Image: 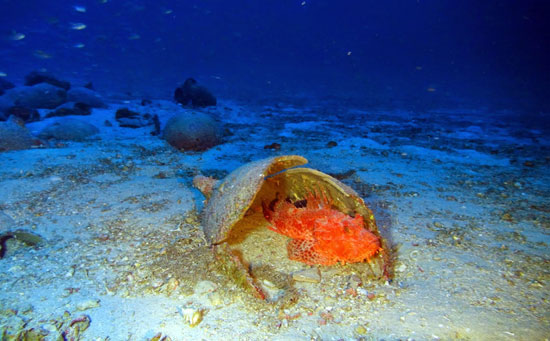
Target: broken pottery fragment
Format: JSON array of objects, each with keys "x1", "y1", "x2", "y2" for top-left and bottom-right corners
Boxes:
[{"x1": 200, "y1": 155, "x2": 391, "y2": 299}]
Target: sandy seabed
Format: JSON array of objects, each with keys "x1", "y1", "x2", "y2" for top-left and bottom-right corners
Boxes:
[{"x1": 0, "y1": 99, "x2": 549, "y2": 340}]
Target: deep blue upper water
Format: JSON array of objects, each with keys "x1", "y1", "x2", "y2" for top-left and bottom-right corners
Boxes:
[{"x1": 1, "y1": 0, "x2": 548, "y2": 116}]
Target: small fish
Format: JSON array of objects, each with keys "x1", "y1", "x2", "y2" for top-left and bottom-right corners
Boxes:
[
  {"x1": 74, "y1": 5, "x2": 86, "y2": 12},
  {"x1": 0, "y1": 72, "x2": 7, "y2": 77},
  {"x1": 164, "y1": 9, "x2": 173, "y2": 14},
  {"x1": 33, "y1": 50, "x2": 53, "y2": 59},
  {"x1": 128, "y1": 34, "x2": 141, "y2": 40},
  {"x1": 8, "y1": 31, "x2": 25, "y2": 41},
  {"x1": 73, "y1": 42, "x2": 85, "y2": 48},
  {"x1": 70, "y1": 22, "x2": 87, "y2": 30}
]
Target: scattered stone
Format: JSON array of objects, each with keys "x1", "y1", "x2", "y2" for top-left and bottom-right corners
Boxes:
[
  {"x1": 0, "y1": 95, "x2": 14, "y2": 120},
  {"x1": 0, "y1": 115, "x2": 35, "y2": 151},
  {"x1": 327, "y1": 141, "x2": 337, "y2": 147},
  {"x1": 4, "y1": 83, "x2": 67, "y2": 109},
  {"x1": 264, "y1": 142, "x2": 281, "y2": 150},
  {"x1": 194, "y1": 280, "x2": 217, "y2": 295},
  {"x1": 174, "y1": 78, "x2": 216, "y2": 107},
  {"x1": 180, "y1": 307, "x2": 205, "y2": 327},
  {"x1": 163, "y1": 111, "x2": 221, "y2": 151},
  {"x1": 0, "y1": 78, "x2": 15, "y2": 95},
  {"x1": 76, "y1": 299, "x2": 100, "y2": 311},
  {"x1": 0, "y1": 228, "x2": 44, "y2": 259},
  {"x1": 151, "y1": 114, "x2": 160, "y2": 135},
  {"x1": 292, "y1": 268, "x2": 321, "y2": 283},
  {"x1": 66, "y1": 87, "x2": 106, "y2": 108},
  {"x1": 141, "y1": 98, "x2": 152, "y2": 106},
  {"x1": 46, "y1": 102, "x2": 92, "y2": 118},
  {"x1": 115, "y1": 107, "x2": 156, "y2": 128},
  {"x1": 39, "y1": 118, "x2": 99, "y2": 141},
  {"x1": 24, "y1": 70, "x2": 71, "y2": 90},
  {"x1": 4, "y1": 106, "x2": 40, "y2": 122}
]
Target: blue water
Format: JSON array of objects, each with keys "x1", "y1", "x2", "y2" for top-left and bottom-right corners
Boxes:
[{"x1": 1, "y1": 0, "x2": 548, "y2": 116}]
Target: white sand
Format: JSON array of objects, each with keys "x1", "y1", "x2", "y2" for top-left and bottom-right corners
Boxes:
[{"x1": 0, "y1": 99, "x2": 548, "y2": 340}]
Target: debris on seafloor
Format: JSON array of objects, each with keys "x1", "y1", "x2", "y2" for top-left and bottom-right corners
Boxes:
[
  {"x1": 195, "y1": 155, "x2": 391, "y2": 302},
  {"x1": 0, "y1": 211, "x2": 44, "y2": 259}
]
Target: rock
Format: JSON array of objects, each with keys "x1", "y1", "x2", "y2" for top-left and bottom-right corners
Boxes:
[
  {"x1": 46, "y1": 102, "x2": 91, "y2": 118},
  {"x1": 66, "y1": 87, "x2": 106, "y2": 108},
  {"x1": 76, "y1": 299, "x2": 100, "y2": 311},
  {"x1": 174, "y1": 78, "x2": 216, "y2": 107},
  {"x1": 0, "y1": 78, "x2": 15, "y2": 96},
  {"x1": 24, "y1": 70, "x2": 71, "y2": 90},
  {"x1": 4, "y1": 106, "x2": 40, "y2": 122},
  {"x1": 4, "y1": 83, "x2": 67, "y2": 109},
  {"x1": 163, "y1": 111, "x2": 221, "y2": 151},
  {"x1": 115, "y1": 108, "x2": 154, "y2": 128},
  {"x1": 38, "y1": 118, "x2": 99, "y2": 141},
  {"x1": 0, "y1": 116, "x2": 35, "y2": 151}
]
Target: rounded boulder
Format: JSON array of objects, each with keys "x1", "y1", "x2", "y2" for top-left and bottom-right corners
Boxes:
[{"x1": 163, "y1": 111, "x2": 221, "y2": 151}]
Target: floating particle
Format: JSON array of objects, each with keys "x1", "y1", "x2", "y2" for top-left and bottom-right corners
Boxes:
[
  {"x1": 301, "y1": 1, "x2": 306, "y2": 5},
  {"x1": 0, "y1": 72, "x2": 7, "y2": 77},
  {"x1": 74, "y1": 42, "x2": 85, "y2": 48},
  {"x1": 128, "y1": 34, "x2": 141, "y2": 40},
  {"x1": 427, "y1": 87, "x2": 436, "y2": 92},
  {"x1": 347, "y1": 51, "x2": 352, "y2": 56},
  {"x1": 165, "y1": 9, "x2": 173, "y2": 14},
  {"x1": 74, "y1": 5, "x2": 86, "y2": 12},
  {"x1": 416, "y1": 66, "x2": 423, "y2": 70},
  {"x1": 8, "y1": 31, "x2": 25, "y2": 41},
  {"x1": 71, "y1": 22, "x2": 87, "y2": 30}
]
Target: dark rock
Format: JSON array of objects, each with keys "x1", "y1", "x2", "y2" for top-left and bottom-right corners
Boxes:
[
  {"x1": 141, "y1": 98, "x2": 152, "y2": 106},
  {"x1": 4, "y1": 83, "x2": 67, "y2": 109},
  {"x1": 5, "y1": 106, "x2": 40, "y2": 122},
  {"x1": 84, "y1": 82, "x2": 94, "y2": 90},
  {"x1": 24, "y1": 70, "x2": 71, "y2": 90},
  {"x1": 264, "y1": 142, "x2": 281, "y2": 150},
  {"x1": 104, "y1": 120, "x2": 113, "y2": 127},
  {"x1": 174, "y1": 78, "x2": 216, "y2": 107},
  {"x1": 38, "y1": 118, "x2": 99, "y2": 141},
  {"x1": 327, "y1": 141, "x2": 338, "y2": 148},
  {"x1": 46, "y1": 102, "x2": 92, "y2": 118},
  {"x1": 66, "y1": 87, "x2": 106, "y2": 108},
  {"x1": 0, "y1": 116, "x2": 35, "y2": 151},
  {"x1": 151, "y1": 114, "x2": 160, "y2": 136},
  {"x1": 115, "y1": 108, "x2": 154, "y2": 128},
  {"x1": 0, "y1": 78, "x2": 15, "y2": 96},
  {"x1": 164, "y1": 111, "x2": 221, "y2": 151}
]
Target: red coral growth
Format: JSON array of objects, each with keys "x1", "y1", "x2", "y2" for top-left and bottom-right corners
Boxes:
[{"x1": 263, "y1": 191, "x2": 381, "y2": 265}]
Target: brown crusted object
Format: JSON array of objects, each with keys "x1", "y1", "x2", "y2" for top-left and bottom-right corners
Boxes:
[{"x1": 201, "y1": 155, "x2": 391, "y2": 299}]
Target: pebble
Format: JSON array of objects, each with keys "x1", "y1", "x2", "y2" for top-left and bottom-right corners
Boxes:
[
  {"x1": 76, "y1": 299, "x2": 100, "y2": 311},
  {"x1": 355, "y1": 325, "x2": 367, "y2": 335},
  {"x1": 195, "y1": 280, "x2": 217, "y2": 295},
  {"x1": 292, "y1": 268, "x2": 321, "y2": 283}
]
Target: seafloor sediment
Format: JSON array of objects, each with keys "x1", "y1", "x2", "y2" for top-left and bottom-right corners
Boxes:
[{"x1": 0, "y1": 100, "x2": 548, "y2": 340}]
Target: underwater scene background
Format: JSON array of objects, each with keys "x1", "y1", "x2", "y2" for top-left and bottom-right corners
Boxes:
[
  {"x1": 2, "y1": 0, "x2": 549, "y2": 115},
  {"x1": 0, "y1": 0, "x2": 549, "y2": 340}
]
